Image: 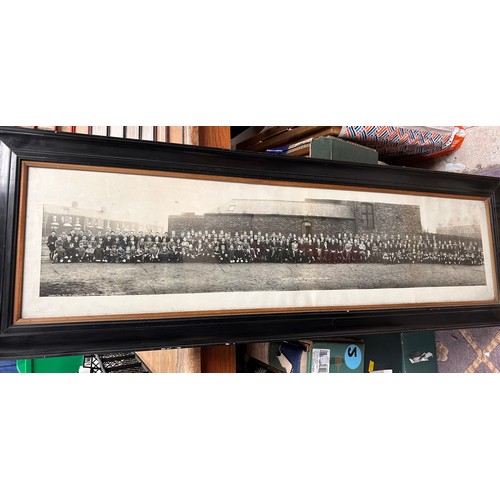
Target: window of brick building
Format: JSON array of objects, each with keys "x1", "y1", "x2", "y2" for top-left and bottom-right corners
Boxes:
[{"x1": 360, "y1": 203, "x2": 374, "y2": 229}]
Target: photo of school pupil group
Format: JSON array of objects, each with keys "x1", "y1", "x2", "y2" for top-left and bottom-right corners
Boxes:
[{"x1": 46, "y1": 227, "x2": 485, "y2": 266}]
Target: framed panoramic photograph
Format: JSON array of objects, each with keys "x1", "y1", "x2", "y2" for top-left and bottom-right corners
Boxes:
[{"x1": 1, "y1": 127, "x2": 500, "y2": 358}]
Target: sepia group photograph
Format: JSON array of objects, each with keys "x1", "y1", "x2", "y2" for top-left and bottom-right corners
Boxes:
[{"x1": 19, "y1": 161, "x2": 497, "y2": 321}]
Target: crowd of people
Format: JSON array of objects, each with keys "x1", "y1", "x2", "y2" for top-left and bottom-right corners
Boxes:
[{"x1": 45, "y1": 226, "x2": 485, "y2": 266}]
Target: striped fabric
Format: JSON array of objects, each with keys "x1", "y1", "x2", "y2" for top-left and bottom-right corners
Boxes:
[{"x1": 339, "y1": 126, "x2": 465, "y2": 159}]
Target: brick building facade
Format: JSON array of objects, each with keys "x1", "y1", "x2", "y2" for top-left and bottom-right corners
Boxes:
[
  {"x1": 168, "y1": 198, "x2": 423, "y2": 237},
  {"x1": 43, "y1": 202, "x2": 164, "y2": 236},
  {"x1": 435, "y1": 224, "x2": 481, "y2": 239},
  {"x1": 351, "y1": 201, "x2": 423, "y2": 236}
]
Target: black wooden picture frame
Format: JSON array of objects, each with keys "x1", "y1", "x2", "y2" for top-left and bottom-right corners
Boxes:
[{"x1": 1, "y1": 127, "x2": 500, "y2": 359}]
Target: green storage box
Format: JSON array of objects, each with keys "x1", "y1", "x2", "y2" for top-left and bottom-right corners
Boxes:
[
  {"x1": 307, "y1": 341, "x2": 365, "y2": 373},
  {"x1": 360, "y1": 331, "x2": 437, "y2": 373},
  {"x1": 17, "y1": 355, "x2": 84, "y2": 373},
  {"x1": 311, "y1": 136, "x2": 379, "y2": 164}
]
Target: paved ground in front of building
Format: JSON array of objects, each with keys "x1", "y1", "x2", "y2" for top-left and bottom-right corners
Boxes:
[{"x1": 39, "y1": 261, "x2": 486, "y2": 296}]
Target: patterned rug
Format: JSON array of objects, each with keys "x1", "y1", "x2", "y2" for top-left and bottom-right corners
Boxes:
[{"x1": 436, "y1": 328, "x2": 500, "y2": 373}]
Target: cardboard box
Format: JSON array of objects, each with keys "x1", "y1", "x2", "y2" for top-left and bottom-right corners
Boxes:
[
  {"x1": 245, "y1": 341, "x2": 309, "y2": 373},
  {"x1": 360, "y1": 331, "x2": 437, "y2": 373},
  {"x1": 245, "y1": 339, "x2": 366, "y2": 373},
  {"x1": 306, "y1": 341, "x2": 365, "y2": 373}
]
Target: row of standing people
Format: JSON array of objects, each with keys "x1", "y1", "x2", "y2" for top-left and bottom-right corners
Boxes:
[{"x1": 46, "y1": 228, "x2": 484, "y2": 265}]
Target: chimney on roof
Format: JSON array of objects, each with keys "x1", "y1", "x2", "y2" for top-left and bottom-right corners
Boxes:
[{"x1": 71, "y1": 201, "x2": 78, "y2": 209}]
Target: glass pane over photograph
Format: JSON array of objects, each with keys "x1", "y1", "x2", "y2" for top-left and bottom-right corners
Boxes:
[{"x1": 18, "y1": 162, "x2": 497, "y2": 321}]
